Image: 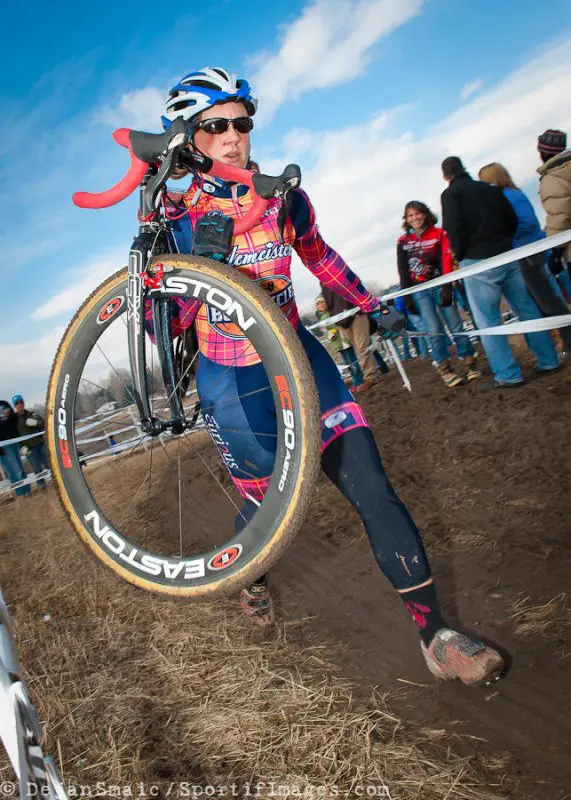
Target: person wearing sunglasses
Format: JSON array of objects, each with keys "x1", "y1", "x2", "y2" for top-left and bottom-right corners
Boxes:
[{"x1": 157, "y1": 67, "x2": 503, "y2": 686}]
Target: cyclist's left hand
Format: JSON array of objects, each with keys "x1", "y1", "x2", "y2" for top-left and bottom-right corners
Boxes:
[{"x1": 369, "y1": 304, "x2": 406, "y2": 338}]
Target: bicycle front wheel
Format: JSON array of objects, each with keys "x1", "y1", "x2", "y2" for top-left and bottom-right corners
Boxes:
[{"x1": 46, "y1": 255, "x2": 321, "y2": 598}]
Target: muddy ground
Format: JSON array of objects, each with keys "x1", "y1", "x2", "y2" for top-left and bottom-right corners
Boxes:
[{"x1": 1, "y1": 349, "x2": 570, "y2": 799}]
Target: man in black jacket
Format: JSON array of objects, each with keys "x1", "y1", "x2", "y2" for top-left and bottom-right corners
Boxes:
[{"x1": 441, "y1": 156, "x2": 559, "y2": 389}]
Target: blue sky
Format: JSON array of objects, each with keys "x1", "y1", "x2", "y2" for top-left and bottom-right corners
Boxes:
[{"x1": 2, "y1": 0, "x2": 571, "y2": 402}]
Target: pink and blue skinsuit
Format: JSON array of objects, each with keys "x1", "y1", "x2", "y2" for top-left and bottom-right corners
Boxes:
[{"x1": 154, "y1": 175, "x2": 444, "y2": 640}]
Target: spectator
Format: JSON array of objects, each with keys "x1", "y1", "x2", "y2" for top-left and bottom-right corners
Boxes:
[
  {"x1": 0, "y1": 400, "x2": 31, "y2": 497},
  {"x1": 13, "y1": 395, "x2": 49, "y2": 489},
  {"x1": 397, "y1": 200, "x2": 480, "y2": 387},
  {"x1": 537, "y1": 130, "x2": 571, "y2": 282},
  {"x1": 320, "y1": 283, "x2": 384, "y2": 390},
  {"x1": 479, "y1": 162, "x2": 571, "y2": 352},
  {"x1": 314, "y1": 294, "x2": 365, "y2": 390},
  {"x1": 441, "y1": 156, "x2": 560, "y2": 390}
]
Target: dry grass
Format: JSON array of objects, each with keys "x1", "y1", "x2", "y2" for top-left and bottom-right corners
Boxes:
[
  {"x1": 0, "y1": 494, "x2": 512, "y2": 799},
  {"x1": 509, "y1": 593, "x2": 570, "y2": 638}
]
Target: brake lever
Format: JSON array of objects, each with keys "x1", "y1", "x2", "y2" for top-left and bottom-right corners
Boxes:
[
  {"x1": 144, "y1": 148, "x2": 180, "y2": 211},
  {"x1": 142, "y1": 123, "x2": 192, "y2": 212}
]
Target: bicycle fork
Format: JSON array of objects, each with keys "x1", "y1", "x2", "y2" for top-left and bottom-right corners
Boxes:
[{"x1": 127, "y1": 229, "x2": 185, "y2": 436}]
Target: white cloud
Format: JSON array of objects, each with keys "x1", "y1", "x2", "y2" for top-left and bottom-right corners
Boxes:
[
  {"x1": 7, "y1": 32, "x2": 571, "y2": 398},
  {"x1": 460, "y1": 79, "x2": 483, "y2": 102},
  {"x1": 32, "y1": 248, "x2": 127, "y2": 321},
  {"x1": 251, "y1": 0, "x2": 425, "y2": 124},
  {"x1": 288, "y1": 36, "x2": 571, "y2": 307},
  {"x1": 97, "y1": 87, "x2": 166, "y2": 132},
  {"x1": 0, "y1": 326, "x2": 66, "y2": 405}
]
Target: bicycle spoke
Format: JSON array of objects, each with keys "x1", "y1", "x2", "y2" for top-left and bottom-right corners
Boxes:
[
  {"x1": 156, "y1": 435, "x2": 219, "y2": 544},
  {"x1": 95, "y1": 343, "x2": 138, "y2": 406},
  {"x1": 84, "y1": 433, "x2": 148, "y2": 493},
  {"x1": 180, "y1": 430, "x2": 245, "y2": 522},
  {"x1": 116, "y1": 463, "x2": 154, "y2": 529},
  {"x1": 200, "y1": 385, "x2": 272, "y2": 415},
  {"x1": 216, "y1": 427, "x2": 277, "y2": 439},
  {"x1": 159, "y1": 345, "x2": 201, "y2": 413},
  {"x1": 146, "y1": 436, "x2": 155, "y2": 543},
  {"x1": 178, "y1": 439, "x2": 183, "y2": 557}
]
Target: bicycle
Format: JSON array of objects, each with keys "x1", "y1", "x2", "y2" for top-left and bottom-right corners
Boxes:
[
  {"x1": 0, "y1": 588, "x2": 69, "y2": 799},
  {"x1": 46, "y1": 118, "x2": 322, "y2": 599}
]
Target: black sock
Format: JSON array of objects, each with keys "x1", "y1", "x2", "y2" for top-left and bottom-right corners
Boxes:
[{"x1": 399, "y1": 581, "x2": 447, "y2": 645}]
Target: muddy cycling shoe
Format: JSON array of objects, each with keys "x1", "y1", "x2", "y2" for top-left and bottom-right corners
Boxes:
[
  {"x1": 240, "y1": 579, "x2": 275, "y2": 627},
  {"x1": 421, "y1": 628, "x2": 504, "y2": 686}
]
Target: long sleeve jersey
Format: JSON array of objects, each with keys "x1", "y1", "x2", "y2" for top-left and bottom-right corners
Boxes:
[
  {"x1": 397, "y1": 225, "x2": 455, "y2": 289},
  {"x1": 151, "y1": 179, "x2": 378, "y2": 366}
]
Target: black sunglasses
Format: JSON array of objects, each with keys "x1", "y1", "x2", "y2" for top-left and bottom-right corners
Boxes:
[{"x1": 195, "y1": 116, "x2": 254, "y2": 135}]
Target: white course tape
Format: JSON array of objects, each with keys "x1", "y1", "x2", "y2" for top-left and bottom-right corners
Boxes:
[
  {"x1": 76, "y1": 423, "x2": 139, "y2": 445},
  {"x1": 419, "y1": 313, "x2": 571, "y2": 338},
  {"x1": 308, "y1": 229, "x2": 571, "y2": 336},
  {"x1": 0, "y1": 430, "x2": 46, "y2": 446},
  {"x1": 75, "y1": 409, "x2": 126, "y2": 434},
  {"x1": 0, "y1": 470, "x2": 51, "y2": 496},
  {"x1": 381, "y1": 228, "x2": 571, "y2": 300}
]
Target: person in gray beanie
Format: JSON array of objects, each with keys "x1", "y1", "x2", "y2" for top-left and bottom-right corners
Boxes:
[{"x1": 537, "y1": 129, "x2": 571, "y2": 277}]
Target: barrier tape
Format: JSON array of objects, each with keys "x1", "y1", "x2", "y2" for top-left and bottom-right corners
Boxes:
[
  {"x1": 308, "y1": 229, "x2": 571, "y2": 333},
  {"x1": 0, "y1": 470, "x2": 51, "y2": 495},
  {"x1": 409, "y1": 312, "x2": 571, "y2": 338},
  {"x1": 382, "y1": 228, "x2": 571, "y2": 301},
  {"x1": 0, "y1": 430, "x2": 46, "y2": 446}
]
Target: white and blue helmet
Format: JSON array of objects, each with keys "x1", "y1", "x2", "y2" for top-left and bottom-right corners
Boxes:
[{"x1": 162, "y1": 67, "x2": 257, "y2": 130}]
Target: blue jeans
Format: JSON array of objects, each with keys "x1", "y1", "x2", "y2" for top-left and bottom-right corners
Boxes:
[
  {"x1": 0, "y1": 444, "x2": 31, "y2": 496},
  {"x1": 462, "y1": 260, "x2": 559, "y2": 383},
  {"x1": 413, "y1": 287, "x2": 474, "y2": 364},
  {"x1": 407, "y1": 313, "x2": 429, "y2": 359},
  {"x1": 400, "y1": 334, "x2": 412, "y2": 360},
  {"x1": 340, "y1": 346, "x2": 365, "y2": 386},
  {"x1": 28, "y1": 443, "x2": 49, "y2": 488},
  {"x1": 373, "y1": 349, "x2": 389, "y2": 374}
]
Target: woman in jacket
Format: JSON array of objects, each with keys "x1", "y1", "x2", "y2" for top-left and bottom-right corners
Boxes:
[
  {"x1": 537, "y1": 129, "x2": 571, "y2": 279},
  {"x1": 479, "y1": 162, "x2": 571, "y2": 352},
  {"x1": 397, "y1": 201, "x2": 479, "y2": 387}
]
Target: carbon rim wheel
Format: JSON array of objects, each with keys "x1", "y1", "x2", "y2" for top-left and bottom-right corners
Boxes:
[{"x1": 46, "y1": 255, "x2": 321, "y2": 598}]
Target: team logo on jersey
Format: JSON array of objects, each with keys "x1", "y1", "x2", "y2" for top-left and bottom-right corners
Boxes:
[
  {"x1": 227, "y1": 241, "x2": 293, "y2": 268},
  {"x1": 258, "y1": 274, "x2": 294, "y2": 313},
  {"x1": 206, "y1": 306, "x2": 249, "y2": 339},
  {"x1": 206, "y1": 274, "x2": 294, "y2": 338}
]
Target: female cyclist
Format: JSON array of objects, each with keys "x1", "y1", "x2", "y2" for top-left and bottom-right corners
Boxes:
[{"x1": 154, "y1": 67, "x2": 503, "y2": 685}]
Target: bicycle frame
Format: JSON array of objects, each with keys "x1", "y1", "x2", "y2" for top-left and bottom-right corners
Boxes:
[
  {"x1": 1, "y1": 589, "x2": 69, "y2": 800},
  {"x1": 126, "y1": 169, "x2": 186, "y2": 437}
]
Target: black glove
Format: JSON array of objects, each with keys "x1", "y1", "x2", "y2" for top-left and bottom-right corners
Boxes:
[
  {"x1": 369, "y1": 305, "x2": 407, "y2": 339},
  {"x1": 549, "y1": 247, "x2": 564, "y2": 275},
  {"x1": 440, "y1": 284, "x2": 453, "y2": 307}
]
